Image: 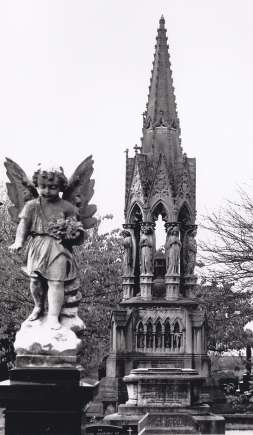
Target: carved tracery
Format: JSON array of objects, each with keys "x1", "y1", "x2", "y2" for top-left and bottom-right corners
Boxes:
[{"x1": 135, "y1": 317, "x2": 183, "y2": 352}]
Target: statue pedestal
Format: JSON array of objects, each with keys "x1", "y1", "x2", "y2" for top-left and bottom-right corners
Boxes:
[
  {"x1": 183, "y1": 275, "x2": 198, "y2": 298},
  {"x1": 14, "y1": 317, "x2": 82, "y2": 368},
  {"x1": 165, "y1": 274, "x2": 180, "y2": 299},
  {"x1": 140, "y1": 275, "x2": 153, "y2": 300},
  {"x1": 122, "y1": 276, "x2": 135, "y2": 300},
  {"x1": 0, "y1": 368, "x2": 98, "y2": 435},
  {"x1": 0, "y1": 319, "x2": 98, "y2": 435}
]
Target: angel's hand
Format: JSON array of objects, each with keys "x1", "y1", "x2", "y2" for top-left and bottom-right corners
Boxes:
[{"x1": 9, "y1": 242, "x2": 23, "y2": 253}]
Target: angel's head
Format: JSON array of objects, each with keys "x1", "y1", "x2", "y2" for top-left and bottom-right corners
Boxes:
[{"x1": 32, "y1": 165, "x2": 68, "y2": 200}]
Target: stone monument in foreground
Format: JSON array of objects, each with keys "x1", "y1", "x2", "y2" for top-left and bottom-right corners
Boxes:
[
  {"x1": 0, "y1": 156, "x2": 98, "y2": 434},
  {"x1": 98, "y1": 16, "x2": 225, "y2": 435}
]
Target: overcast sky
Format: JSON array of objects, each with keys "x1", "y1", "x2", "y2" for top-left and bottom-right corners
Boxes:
[{"x1": 0, "y1": 0, "x2": 252, "y2": 237}]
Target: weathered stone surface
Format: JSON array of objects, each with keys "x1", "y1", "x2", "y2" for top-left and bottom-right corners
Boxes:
[
  {"x1": 124, "y1": 368, "x2": 204, "y2": 408},
  {"x1": 14, "y1": 317, "x2": 82, "y2": 359}
]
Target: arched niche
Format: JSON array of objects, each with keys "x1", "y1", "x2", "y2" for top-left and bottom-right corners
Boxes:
[
  {"x1": 164, "y1": 319, "x2": 171, "y2": 349},
  {"x1": 177, "y1": 202, "x2": 192, "y2": 228},
  {"x1": 172, "y1": 320, "x2": 183, "y2": 351},
  {"x1": 146, "y1": 321, "x2": 153, "y2": 349},
  {"x1": 128, "y1": 202, "x2": 143, "y2": 225},
  {"x1": 151, "y1": 201, "x2": 168, "y2": 223},
  {"x1": 171, "y1": 317, "x2": 184, "y2": 331},
  {"x1": 155, "y1": 320, "x2": 162, "y2": 349},
  {"x1": 136, "y1": 321, "x2": 144, "y2": 349},
  {"x1": 150, "y1": 201, "x2": 168, "y2": 287}
]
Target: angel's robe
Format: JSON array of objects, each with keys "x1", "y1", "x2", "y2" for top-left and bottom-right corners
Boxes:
[{"x1": 19, "y1": 197, "x2": 78, "y2": 282}]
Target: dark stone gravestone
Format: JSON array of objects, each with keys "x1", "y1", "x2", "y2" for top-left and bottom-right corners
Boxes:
[{"x1": 84, "y1": 424, "x2": 125, "y2": 435}]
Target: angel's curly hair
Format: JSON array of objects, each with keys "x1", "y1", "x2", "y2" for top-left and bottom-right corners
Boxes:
[{"x1": 32, "y1": 166, "x2": 68, "y2": 193}]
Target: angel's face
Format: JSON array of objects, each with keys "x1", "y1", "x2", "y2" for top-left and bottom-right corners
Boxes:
[{"x1": 37, "y1": 177, "x2": 60, "y2": 201}]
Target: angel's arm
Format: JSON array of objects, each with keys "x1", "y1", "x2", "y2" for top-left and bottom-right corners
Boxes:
[
  {"x1": 9, "y1": 203, "x2": 32, "y2": 252},
  {"x1": 10, "y1": 218, "x2": 29, "y2": 251}
]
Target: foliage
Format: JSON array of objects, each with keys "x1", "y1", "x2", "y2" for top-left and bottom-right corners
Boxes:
[
  {"x1": 198, "y1": 187, "x2": 253, "y2": 353},
  {"x1": 75, "y1": 215, "x2": 123, "y2": 374},
  {"x1": 197, "y1": 280, "x2": 253, "y2": 352},
  {"x1": 225, "y1": 393, "x2": 253, "y2": 413},
  {"x1": 199, "y1": 187, "x2": 253, "y2": 291},
  {"x1": 0, "y1": 197, "x2": 31, "y2": 368}
]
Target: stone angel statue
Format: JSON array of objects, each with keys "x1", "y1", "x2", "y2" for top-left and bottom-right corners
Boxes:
[
  {"x1": 165, "y1": 225, "x2": 181, "y2": 275},
  {"x1": 5, "y1": 156, "x2": 97, "y2": 331},
  {"x1": 183, "y1": 227, "x2": 197, "y2": 276}
]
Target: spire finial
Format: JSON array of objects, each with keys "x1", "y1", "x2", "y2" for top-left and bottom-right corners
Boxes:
[{"x1": 159, "y1": 15, "x2": 165, "y2": 29}]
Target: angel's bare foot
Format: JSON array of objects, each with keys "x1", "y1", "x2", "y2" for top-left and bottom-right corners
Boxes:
[
  {"x1": 27, "y1": 307, "x2": 43, "y2": 321},
  {"x1": 47, "y1": 316, "x2": 62, "y2": 330}
]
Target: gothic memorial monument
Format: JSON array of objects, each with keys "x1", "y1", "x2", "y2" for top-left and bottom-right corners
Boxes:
[{"x1": 101, "y1": 16, "x2": 224, "y2": 435}]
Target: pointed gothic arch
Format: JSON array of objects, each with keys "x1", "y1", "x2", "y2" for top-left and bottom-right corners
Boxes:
[
  {"x1": 136, "y1": 321, "x2": 144, "y2": 349},
  {"x1": 146, "y1": 320, "x2": 153, "y2": 349},
  {"x1": 129, "y1": 202, "x2": 143, "y2": 224},
  {"x1": 155, "y1": 320, "x2": 162, "y2": 349},
  {"x1": 173, "y1": 321, "x2": 180, "y2": 333},
  {"x1": 164, "y1": 319, "x2": 171, "y2": 349},
  {"x1": 171, "y1": 317, "x2": 184, "y2": 331},
  {"x1": 150, "y1": 201, "x2": 169, "y2": 222},
  {"x1": 177, "y1": 202, "x2": 192, "y2": 226},
  {"x1": 172, "y1": 319, "x2": 183, "y2": 351}
]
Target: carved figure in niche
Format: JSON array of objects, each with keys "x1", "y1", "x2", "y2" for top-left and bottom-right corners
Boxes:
[
  {"x1": 122, "y1": 230, "x2": 133, "y2": 276},
  {"x1": 165, "y1": 226, "x2": 181, "y2": 275},
  {"x1": 183, "y1": 228, "x2": 197, "y2": 275},
  {"x1": 142, "y1": 111, "x2": 152, "y2": 129},
  {"x1": 5, "y1": 157, "x2": 96, "y2": 330},
  {"x1": 140, "y1": 224, "x2": 154, "y2": 275},
  {"x1": 153, "y1": 110, "x2": 167, "y2": 128}
]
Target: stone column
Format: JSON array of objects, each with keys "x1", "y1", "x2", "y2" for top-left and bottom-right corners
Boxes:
[
  {"x1": 165, "y1": 273, "x2": 180, "y2": 299},
  {"x1": 185, "y1": 311, "x2": 193, "y2": 354},
  {"x1": 140, "y1": 274, "x2": 153, "y2": 299},
  {"x1": 122, "y1": 276, "x2": 135, "y2": 300},
  {"x1": 183, "y1": 274, "x2": 198, "y2": 298},
  {"x1": 196, "y1": 328, "x2": 202, "y2": 354}
]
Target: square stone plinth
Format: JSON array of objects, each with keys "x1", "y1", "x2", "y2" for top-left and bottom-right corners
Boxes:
[{"x1": 124, "y1": 368, "x2": 204, "y2": 408}]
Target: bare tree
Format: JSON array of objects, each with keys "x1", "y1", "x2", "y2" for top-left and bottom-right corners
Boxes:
[{"x1": 199, "y1": 187, "x2": 253, "y2": 291}]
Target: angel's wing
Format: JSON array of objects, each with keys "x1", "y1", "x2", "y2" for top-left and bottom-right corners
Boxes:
[
  {"x1": 4, "y1": 158, "x2": 38, "y2": 222},
  {"x1": 63, "y1": 155, "x2": 97, "y2": 229}
]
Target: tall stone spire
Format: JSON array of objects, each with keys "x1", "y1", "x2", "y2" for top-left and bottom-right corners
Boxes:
[
  {"x1": 142, "y1": 16, "x2": 181, "y2": 160},
  {"x1": 145, "y1": 16, "x2": 179, "y2": 130},
  {"x1": 124, "y1": 16, "x2": 196, "y2": 224}
]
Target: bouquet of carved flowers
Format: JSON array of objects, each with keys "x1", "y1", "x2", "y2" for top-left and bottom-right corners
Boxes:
[{"x1": 47, "y1": 216, "x2": 85, "y2": 246}]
